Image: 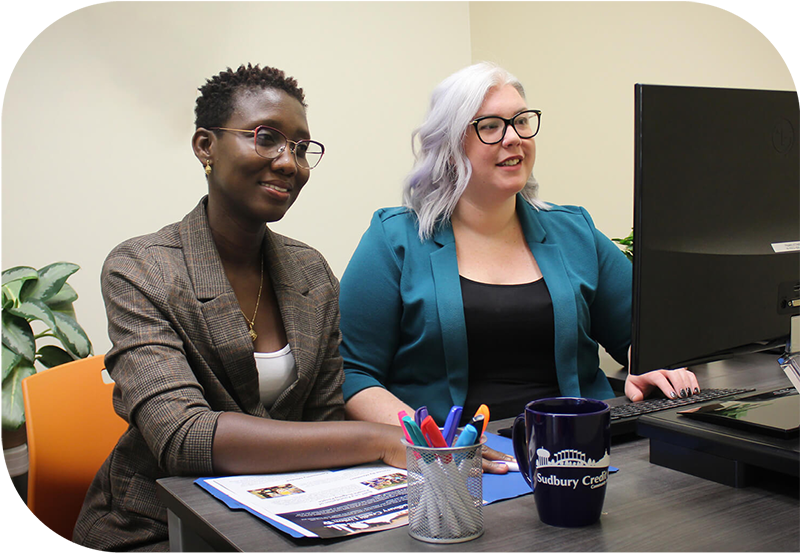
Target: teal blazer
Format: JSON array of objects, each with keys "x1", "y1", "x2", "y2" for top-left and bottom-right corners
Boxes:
[{"x1": 340, "y1": 195, "x2": 631, "y2": 424}]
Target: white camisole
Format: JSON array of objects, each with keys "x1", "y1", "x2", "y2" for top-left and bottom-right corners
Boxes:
[{"x1": 254, "y1": 344, "x2": 297, "y2": 408}]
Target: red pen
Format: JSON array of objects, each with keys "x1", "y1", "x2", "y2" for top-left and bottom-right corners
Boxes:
[{"x1": 420, "y1": 415, "x2": 448, "y2": 448}]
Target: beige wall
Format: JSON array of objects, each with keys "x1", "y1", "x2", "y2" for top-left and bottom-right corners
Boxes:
[
  {"x1": 2, "y1": 2, "x2": 472, "y2": 357},
  {"x1": 467, "y1": 1, "x2": 795, "y2": 372},
  {"x1": 470, "y1": 1, "x2": 795, "y2": 242},
  {"x1": 1, "y1": 1, "x2": 795, "y2": 369}
]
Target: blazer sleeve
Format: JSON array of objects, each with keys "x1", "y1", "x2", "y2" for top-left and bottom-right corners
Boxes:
[
  {"x1": 102, "y1": 243, "x2": 220, "y2": 476},
  {"x1": 581, "y1": 208, "x2": 633, "y2": 366},
  {"x1": 339, "y1": 211, "x2": 404, "y2": 402}
]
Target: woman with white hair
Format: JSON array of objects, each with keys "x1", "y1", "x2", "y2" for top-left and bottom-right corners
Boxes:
[{"x1": 338, "y1": 62, "x2": 698, "y2": 471}]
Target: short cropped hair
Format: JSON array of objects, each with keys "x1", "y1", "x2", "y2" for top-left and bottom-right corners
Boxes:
[
  {"x1": 194, "y1": 64, "x2": 306, "y2": 129},
  {"x1": 402, "y1": 62, "x2": 548, "y2": 240}
]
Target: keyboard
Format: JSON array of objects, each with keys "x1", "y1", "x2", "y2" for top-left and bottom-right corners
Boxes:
[
  {"x1": 610, "y1": 387, "x2": 755, "y2": 436},
  {"x1": 493, "y1": 388, "x2": 759, "y2": 439}
]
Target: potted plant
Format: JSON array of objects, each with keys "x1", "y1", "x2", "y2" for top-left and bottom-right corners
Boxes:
[
  {"x1": 2, "y1": 262, "x2": 93, "y2": 498},
  {"x1": 612, "y1": 229, "x2": 633, "y2": 261}
]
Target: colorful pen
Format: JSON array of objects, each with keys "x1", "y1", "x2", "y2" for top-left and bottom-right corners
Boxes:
[
  {"x1": 466, "y1": 414, "x2": 484, "y2": 438},
  {"x1": 454, "y1": 424, "x2": 478, "y2": 447},
  {"x1": 397, "y1": 410, "x2": 413, "y2": 443},
  {"x1": 474, "y1": 404, "x2": 490, "y2": 436},
  {"x1": 442, "y1": 406, "x2": 463, "y2": 446},
  {"x1": 414, "y1": 405, "x2": 429, "y2": 427},
  {"x1": 420, "y1": 415, "x2": 448, "y2": 448},
  {"x1": 401, "y1": 415, "x2": 428, "y2": 447}
]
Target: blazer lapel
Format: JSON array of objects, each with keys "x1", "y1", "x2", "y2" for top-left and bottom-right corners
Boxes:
[
  {"x1": 181, "y1": 198, "x2": 267, "y2": 418},
  {"x1": 517, "y1": 197, "x2": 581, "y2": 396},
  {"x1": 430, "y1": 224, "x2": 470, "y2": 408},
  {"x1": 262, "y1": 230, "x2": 315, "y2": 415}
]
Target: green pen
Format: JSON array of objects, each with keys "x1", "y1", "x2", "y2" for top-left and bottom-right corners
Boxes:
[{"x1": 401, "y1": 415, "x2": 428, "y2": 446}]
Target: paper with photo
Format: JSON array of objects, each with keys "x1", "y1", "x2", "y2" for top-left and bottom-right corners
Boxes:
[{"x1": 197, "y1": 463, "x2": 408, "y2": 538}]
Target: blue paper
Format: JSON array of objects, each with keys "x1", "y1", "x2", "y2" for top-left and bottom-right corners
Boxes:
[{"x1": 482, "y1": 432, "x2": 534, "y2": 504}]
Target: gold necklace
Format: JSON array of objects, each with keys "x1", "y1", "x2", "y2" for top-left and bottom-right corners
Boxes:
[{"x1": 241, "y1": 255, "x2": 264, "y2": 342}]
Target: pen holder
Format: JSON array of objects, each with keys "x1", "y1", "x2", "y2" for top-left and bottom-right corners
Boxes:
[{"x1": 404, "y1": 437, "x2": 484, "y2": 543}]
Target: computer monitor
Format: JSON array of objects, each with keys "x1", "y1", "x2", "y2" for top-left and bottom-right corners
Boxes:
[{"x1": 630, "y1": 84, "x2": 800, "y2": 375}]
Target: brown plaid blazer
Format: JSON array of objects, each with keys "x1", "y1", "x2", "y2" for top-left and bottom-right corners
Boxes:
[{"x1": 73, "y1": 197, "x2": 345, "y2": 551}]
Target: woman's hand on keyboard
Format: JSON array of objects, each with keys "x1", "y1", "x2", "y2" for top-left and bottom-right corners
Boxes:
[
  {"x1": 625, "y1": 368, "x2": 701, "y2": 402},
  {"x1": 625, "y1": 346, "x2": 701, "y2": 402}
]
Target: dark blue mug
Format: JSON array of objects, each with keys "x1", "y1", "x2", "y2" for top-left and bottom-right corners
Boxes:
[{"x1": 512, "y1": 397, "x2": 611, "y2": 527}]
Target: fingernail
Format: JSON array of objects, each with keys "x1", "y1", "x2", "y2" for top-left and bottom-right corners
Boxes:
[
  {"x1": 694, "y1": 387, "x2": 700, "y2": 394},
  {"x1": 679, "y1": 389, "x2": 687, "y2": 398},
  {"x1": 686, "y1": 388, "x2": 692, "y2": 396},
  {"x1": 670, "y1": 391, "x2": 678, "y2": 399}
]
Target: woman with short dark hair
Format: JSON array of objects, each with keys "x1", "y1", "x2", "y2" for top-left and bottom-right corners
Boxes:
[{"x1": 74, "y1": 64, "x2": 405, "y2": 551}]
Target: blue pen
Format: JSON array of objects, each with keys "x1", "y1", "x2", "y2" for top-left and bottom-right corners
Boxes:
[
  {"x1": 466, "y1": 414, "x2": 484, "y2": 438},
  {"x1": 454, "y1": 425, "x2": 478, "y2": 447},
  {"x1": 442, "y1": 406, "x2": 462, "y2": 446},
  {"x1": 414, "y1": 406, "x2": 428, "y2": 427}
]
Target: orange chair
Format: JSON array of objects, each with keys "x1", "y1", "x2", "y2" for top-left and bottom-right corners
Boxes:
[{"x1": 22, "y1": 354, "x2": 128, "y2": 540}]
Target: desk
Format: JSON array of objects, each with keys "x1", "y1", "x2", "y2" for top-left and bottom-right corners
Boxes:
[{"x1": 158, "y1": 354, "x2": 799, "y2": 551}]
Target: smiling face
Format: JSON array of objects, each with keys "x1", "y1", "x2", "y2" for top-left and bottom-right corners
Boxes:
[
  {"x1": 462, "y1": 84, "x2": 536, "y2": 207},
  {"x1": 196, "y1": 86, "x2": 312, "y2": 228}
]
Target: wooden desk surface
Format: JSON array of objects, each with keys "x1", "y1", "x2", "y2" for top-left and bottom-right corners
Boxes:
[{"x1": 158, "y1": 354, "x2": 800, "y2": 551}]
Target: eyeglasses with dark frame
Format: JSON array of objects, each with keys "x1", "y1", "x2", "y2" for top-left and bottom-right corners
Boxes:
[
  {"x1": 209, "y1": 125, "x2": 325, "y2": 169},
  {"x1": 470, "y1": 109, "x2": 542, "y2": 145}
]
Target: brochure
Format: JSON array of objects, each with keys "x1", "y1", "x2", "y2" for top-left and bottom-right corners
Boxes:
[
  {"x1": 195, "y1": 433, "x2": 532, "y2": 539},
  {"x1": 198, "y1": 463, "x2": 409, "y2": 538}
]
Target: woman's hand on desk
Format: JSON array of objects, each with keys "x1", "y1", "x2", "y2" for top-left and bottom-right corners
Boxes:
[
  {"x1": 624, "y1": 368, "x2": 700, "y2": 402},
  {"x1": 481, "y1": 445, "x2": 516, "y2": 474}
]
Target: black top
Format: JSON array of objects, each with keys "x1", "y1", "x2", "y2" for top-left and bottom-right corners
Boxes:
[{"x1": 460, "y1": 276, "x2": 560, "y2": 423}]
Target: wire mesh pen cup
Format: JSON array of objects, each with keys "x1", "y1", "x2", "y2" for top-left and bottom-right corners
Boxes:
[{"x1": 404, "y1": 438, "x2": 484, "y2": 543}]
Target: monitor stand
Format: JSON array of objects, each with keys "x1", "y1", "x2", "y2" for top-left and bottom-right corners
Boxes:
[
  {"x1": 638, "y1": 409, "x2": 798, "y2": 487},
  {"x1": 636, "y1": 350, "x2": 800, "y2": 488},
  {"x1": 781, "y1": 314, "x2": 800, "y2": 392}
]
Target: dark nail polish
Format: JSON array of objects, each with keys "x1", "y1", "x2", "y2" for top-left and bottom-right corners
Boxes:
[
  {"x1": 680, "y1": 389, "x2": 687, "y2": 398},
  {"x1": 670, "y1": 391, "x2": 678, "y2": 399},
  {"x1": 694, "y1": 387, "x2": 700, "y2": 394}
]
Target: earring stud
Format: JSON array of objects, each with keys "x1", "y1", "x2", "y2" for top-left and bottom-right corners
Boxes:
[{"x1": 204, "y1": 160, "x2": 212, "y2": 176}]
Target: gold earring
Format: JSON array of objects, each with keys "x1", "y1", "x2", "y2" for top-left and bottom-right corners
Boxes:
[{"x1": 204, "y1": 160, "x2": 212, "y2": 176}]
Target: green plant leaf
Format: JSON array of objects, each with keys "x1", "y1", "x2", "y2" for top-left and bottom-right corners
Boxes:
[
  {"x1": 1, "y1": 311, "x2": 35, "y2": 362},
  {"x1": 37, "y1": 345, "x2": 75, "y2": 368},
  {"x1": 52, "y1": 311, "x2": 93, "y2": 359},
  {"x1": 2, "y1": 344, "x2": 22, "y2": 382},
  {"x1": 2, "y1": 287, "x2": 13, "y2": 311},
  {"x1": 1, "y1": 266, "x2": 38, "y2": 287},
  {"x1": 611, "y1": 229, "x2": 634, "y2": 262},
  {"x1": 6, "y1": 297, "x2": 59, "y2": 334},
  {"x1": 20, "y1": 262, "x2": 79, "y2": 303},
  {"x1": 3, "y1": 279, "x2": 25, "y2": 311},
  {"x1": 2, "y1": 360, "x2": 36, "y2": 431},
  {"x1": 44, "y1": 282, "x2": 79, "y2": 307},
  {"x1": 47, "y1": 301, "x2": 77, "y2": 319}
]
